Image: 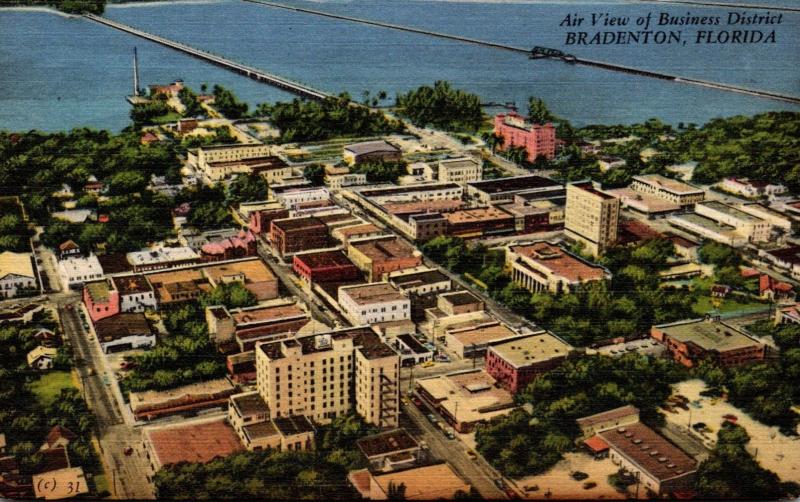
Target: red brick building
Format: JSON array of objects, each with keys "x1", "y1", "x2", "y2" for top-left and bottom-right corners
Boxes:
[
  {"x1": 650, "y1": 318, "x2": 766, "y2": 368},
  {"x1": 485, "y1": 333, "x2": 573, "y2": 393},
  {"x1": 494, "y1": 112, "x2": 556, "y2": 162},
  {"x1": 248, "y1": 208, "x2": 290, "y2": 236},
  {"x1": 270, "y1": 216, "x2": 329, "y2": 258},
  {"x1": 292, "y1": 250, "x2": 360, "y2": 284}
]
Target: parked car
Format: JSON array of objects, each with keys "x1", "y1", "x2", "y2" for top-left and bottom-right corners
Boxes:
[
  {"x1": 124, "y1": 447, "x2": 134, "y2": 456},
  {"x1": 467, "y1": 450, "x2": 477, "y2": 460},
  {"x1": 571, "y1": 471, "x2": 589, "y2": 481},
  {"x1": 412, "y1": 397, "x2": 423, "y2": 407},
  {"x1": 583, "y1": 481, "x2": 597, "y2": 490}
]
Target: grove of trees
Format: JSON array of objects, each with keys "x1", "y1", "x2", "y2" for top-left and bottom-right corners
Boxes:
[
  {"x1": 257, "y1": 94, "x2": 404, "y2": 143},
  {"x1": 395, "y1": 81, "x2": 483, "y2": 132}
]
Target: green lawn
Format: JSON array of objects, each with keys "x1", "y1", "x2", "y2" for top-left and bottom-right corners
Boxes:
[
  {"x1": 28, "y1": 370, "x2": 75, "y2": 405},
  {"x1": 692, "y1": 296, "x2": 768, "y2": 316},
  {"x1": 148, "y1": 111, "x2": 182, "y2": 125}
]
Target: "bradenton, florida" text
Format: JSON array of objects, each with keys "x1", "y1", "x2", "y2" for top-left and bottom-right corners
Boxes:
[{"x1": 560, "y1": 10, "x2": 782, "y2": 45}]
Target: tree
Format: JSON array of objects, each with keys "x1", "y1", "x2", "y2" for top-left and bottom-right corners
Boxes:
[
  {"x1": 695, "y1": 422, "x2": 788, "y2": 499},
  {"x1": 303, "y1": 164, "x2": 326, "y2": 186},
  {"x1": 527, "y1": 96, "x2": 555, "y2": 124},
  {"x1": 395, "y1": 81, "x2": 483, "y2": 132},
  {"x1": 200, "y1": 282, "x2": 257, "y2": 310},
  {"x1": 212, "y1": 85, "x2": 248, "y2": 119}
]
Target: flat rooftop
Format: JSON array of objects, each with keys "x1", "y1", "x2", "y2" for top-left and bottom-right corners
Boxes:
[
  {"x1": 606, "y1": 187, "x2": 680, "y2": 213},
  {"x1": 700, "y1": 201, "x2": 764, "y2": 223},
  {"x1": 576, "y1": 405, "x2": 639, "y2": 428},
  {"x1": 94, "y1": 313, "x2": 152, "y2": 341},
  {"x1": 765, "y1": 245, "x2": 800, "y2": 265},
  {"x1": 633, "y1": 174, "x2": 704, "y2": 195},
  {"x1": 351, "y1": 237, "x2": 418, "y2": 261},
  {"x1": 599, "y1": 422, "x2": 697, "y2": 481},
  {"x1": 670, "y1": 213, "x2": 737, "y2": 234},
  {"x1": 111, "y1": 274, "x2": 153, "y2": 295},
  {"x1": 442, "y1": 206, "x2": 513, "y2": 225},
  {"x1": 390, "y1": 269, "x2": 450, "y2": 289},
  {"x1": 440, "y1": 290, "x2": 482, "y2": 306},
  {"x1": 357, "y1": 429, "x2": 419, "y2": 458},
  {"x1": 272, "y1": 216, "x2": 326, "y2": 232},
  {"x1": 383, "y1": 199, "x2": 463, "y2": 215},
  {"x1": 439, "y1": 157, "x2": 479, "y2": 169},
  {"x1": 361, "y1": 183, "x2": 460, "y2": 199},
  {"x1": 372, "y1": 463, "x2": 470, "y2": 500},
  {"x1": 467, "y1": 175, "x2": 561, "y2": 194},
  {"x1": 273, "y1": 415, "x2": 315, "y2": 436},
  {"x1": 127, "y1": 246, "x2": 198, "y2": 266},
  {"x1": 342, "y1": 282, "x2": 405, "y2": 305},
  {"x1": 489, "y1": 333, "x2": 572, "y2": 368},
  {"x1": 144, "y1": 419, "x2": 243, "y2": 468},
  {"x1": 511, "y1": 242, "x2": 608, "y2": 282},
  {"x1": 232, "y1": 303, "x2": 307, "y2": 325},
  {"x1": 294, "y1": 250, "x2": 355, "y2": 270},
  {"x1": 230, "y1": 392, "x2": 268, "y2": 417},
  {"x1": 655, "y1": 319, "x2": 763, "y2": 352},
  {"x1": 207, "y1": 156, "x2": 288, "y2": 170},
  {"x1": 571, "y1": 181, "x2": 616, "y2": 200},
  {"x1": 202, "y1": 259, "x2": 276, "y2": 284},
  {"x1": 85, "y1": 280, "x2": 110, "y2": 303},
  {"x1": 447, "y1": 322, "x2": 518, "y2": 347},
  {"x1": 417, "y1": 369, "x2": 514, "y2": 424}
]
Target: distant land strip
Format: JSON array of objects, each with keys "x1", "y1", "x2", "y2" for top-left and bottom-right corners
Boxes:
[
  {"x1": 243, "y1": 0, "x2": 800, "y2": 105},
  {"x1": 643, "y1": 0, "x2": 800, "y2": 13}
]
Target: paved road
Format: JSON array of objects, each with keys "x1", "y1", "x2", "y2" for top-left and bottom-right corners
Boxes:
[
  {"x1": 255, "y1": 238, "x2": 345, "y2": 327},
  {"x1": 60, "y1": 305, "x2": 154, "y2": 500},
  {"x1": 400, "y1": 399, "x2": 508, "y2": 499}
]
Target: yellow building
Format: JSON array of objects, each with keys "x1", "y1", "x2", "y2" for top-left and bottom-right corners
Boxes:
[
  {"x1": 564, "y1": 181, "x2": 619, "y2": 257},
  {"x1": 255, "y1": 327, "x2": 399, "y2": 428}
]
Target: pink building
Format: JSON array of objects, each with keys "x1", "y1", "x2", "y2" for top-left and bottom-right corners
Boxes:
[
  {"x1": 494, "y1": 112, "x2": 556, "y2": 162},
  {"x1": 83, "y1": 280, "x2": 120, "y2": 323},
  {"x1": 200, "y1": 230, "x2": 257, "y2": 262}
]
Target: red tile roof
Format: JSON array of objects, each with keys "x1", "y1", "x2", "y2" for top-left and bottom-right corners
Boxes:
[
  {"x1": 583, "y1": 435, "x2": 610, "y2": 453},
  {"x1": 145, "y1": 419, "x2": 243, "y2": 468}
]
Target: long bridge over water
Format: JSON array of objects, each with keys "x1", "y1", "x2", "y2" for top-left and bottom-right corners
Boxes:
[
  {"x1": 243, "y1": 0, "x2": 800, "y2": 105},
  {"x1": 84, "y1": 13, "x2": 330, "y2": 101},
  {"x1": 86, "y1": 3, "x2": 800, "y2": 106}
]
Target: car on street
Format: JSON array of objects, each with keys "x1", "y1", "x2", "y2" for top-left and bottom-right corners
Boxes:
[
  {"x1": 421, "y1": 361, "x2": 435, "y2": 368},
  {"x1": 102, "y1": 374, "x2": 110, "y2": 386},
  {"x1": 124, "y1": 447, "x2": 134, "y2": 456},
  {"x1": 426, "y1": 413, "x2": 438, "y2": 424},
  {"x1": 412, "y1": 397, "x2": 423, "y2": 407}
]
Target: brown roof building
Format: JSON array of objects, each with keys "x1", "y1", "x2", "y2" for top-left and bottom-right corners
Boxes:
[
  {"x1": 599, "y1": 423, "x2": 697, "y2": 496},
  {"x1": 506, "y1": 241, "x2": 611, "y2": 294},
  {"x1": 270, "y1": 216, "x2": 330, "y2": 258},
  {"x1": 348, "y1": 237, "x2": 422, "y2": 281},
  {"x1": 142, "y1": 419, "x2": 243, "y2": 474}
]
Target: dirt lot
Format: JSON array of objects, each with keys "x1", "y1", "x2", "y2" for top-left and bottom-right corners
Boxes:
[
  {"x1": 513, "y1": 453, "x2": 628, "y2": 500},
  {"x1": 666, "y1": 379, "x2": 800, "y2": 483}
]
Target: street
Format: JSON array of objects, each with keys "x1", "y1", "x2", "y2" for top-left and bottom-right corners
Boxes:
[
  {"x1": 60, "y1": 305, "x2": 154, "y2": 499},
  {"x1": 400, "y1": 398, "x2": 508, "y2": 499},
  {"x1": 255, "y1": 237, "x2": 346, "y2": 327}
]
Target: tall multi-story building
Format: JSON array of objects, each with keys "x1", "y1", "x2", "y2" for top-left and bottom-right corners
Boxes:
[
  {"x1": 493, "y1": 112, "x2": 556, "y2": 162},
  {"x1": 255, "y1": 327, "x2": 399, "y2": 428},
  {"x1": 564, "y1": 181, "x2": 619, "y2": 257}
]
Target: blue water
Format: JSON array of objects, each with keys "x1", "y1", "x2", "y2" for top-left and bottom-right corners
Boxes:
[{"x1": 1, "y1": 0, "x2": 798, "y2": 132}]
